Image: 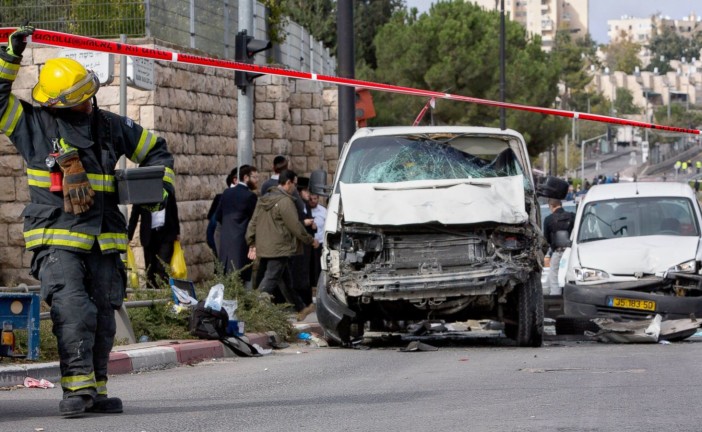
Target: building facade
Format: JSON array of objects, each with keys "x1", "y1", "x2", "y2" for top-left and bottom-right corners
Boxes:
[{"x1": 471, "y1": 0, "x2": 589, "y2": 51}]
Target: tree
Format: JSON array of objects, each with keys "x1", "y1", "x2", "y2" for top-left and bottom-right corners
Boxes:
[
  {"x1": 285, "y1": 0, "x2": 403, "y2": 68},
  {"x1": 551, "y1": 30, "x2": 594, "y2": 109},
  {"x1": 647, "y1": 25, "x2": 702, "y2": 74},
  {"x1": 603, "y1": 32, "x2": 642, "y2": 73},
  {"x1": 614, "y1": 87, "x2": 640, "y2": 115},
  {"x1": 365, "y1": 0, "x2": 566, "y2": 156}
]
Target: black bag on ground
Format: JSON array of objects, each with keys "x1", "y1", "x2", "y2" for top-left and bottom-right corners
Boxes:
[{"x1": 189, "y1": 300, "x2": 229, "y2": 340}]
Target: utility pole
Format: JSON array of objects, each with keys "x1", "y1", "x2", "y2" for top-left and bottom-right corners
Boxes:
[
  {"x1": 337, "y1": 0, "x2": 355, "y2": 154},
  {"x1": 237, "y1": 0, "x2": 255, "y2": 168},
  {"x1": 499, "y1": 0, "x2": 506, "y2": 129}
]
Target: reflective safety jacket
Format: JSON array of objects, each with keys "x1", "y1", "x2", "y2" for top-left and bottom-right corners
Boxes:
[{"x1": 0, "y1": 51, "x2": 176, "y2": 254}]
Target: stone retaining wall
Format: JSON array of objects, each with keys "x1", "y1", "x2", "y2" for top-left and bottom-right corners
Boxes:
[{"x1": 0, "y1": 39, "x2": 339, "y2": 285}]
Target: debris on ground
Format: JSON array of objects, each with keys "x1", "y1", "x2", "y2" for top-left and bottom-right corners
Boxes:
[
  {"x1": 399, "y1": 341, "x2": 439, "y2": 352},
  {"x1": 586, "y1": 315, "x2": 700, "y2": 343},
  {"x1": 23, "y1": 377, "x2": 54, "y2": 389}
]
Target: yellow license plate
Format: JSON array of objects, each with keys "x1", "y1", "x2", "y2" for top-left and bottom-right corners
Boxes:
[{"x1": 608, "y1": 297, "x2": 656, "y2": 311}]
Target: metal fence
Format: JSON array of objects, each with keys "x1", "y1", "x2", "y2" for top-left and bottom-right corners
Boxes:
[{"x1": 0, "y1": 0, "x2": 336, "y2": 74}]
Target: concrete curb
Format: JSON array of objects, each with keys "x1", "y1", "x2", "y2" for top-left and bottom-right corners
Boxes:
[{"x1": 0, "y1": 322, "x2": 324, "y2": 388}]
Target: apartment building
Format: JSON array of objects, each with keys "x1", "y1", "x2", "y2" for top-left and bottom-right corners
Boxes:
[
  {"x1": 471, "y1": 0, "x2": 589, "y2": 51},
  {"x1": 608, "y1": 13, "x2": 701, "y2": 43}
]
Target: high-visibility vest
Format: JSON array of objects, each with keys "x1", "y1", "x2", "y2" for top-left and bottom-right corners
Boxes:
[
  {"x1": 675, "y1": 161, "x2": 682, "y2": 168},
  {"x1": 696, "y1": 161, "x2": 701, "y2": 168},
  {"x1": 682, "y1": 162, "x2": 688, "y2": 170}
]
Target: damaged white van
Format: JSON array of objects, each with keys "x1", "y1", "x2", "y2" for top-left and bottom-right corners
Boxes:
[{"x1": 310, "y1": 126, "x2": 567, "y2": 347}]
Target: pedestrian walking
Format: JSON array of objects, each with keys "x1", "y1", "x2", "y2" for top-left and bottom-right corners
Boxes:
[
  {"x1": 246, "y1": 170, "x2": 319, "y2": 321},
  {"x1": 128, "y1": 190, "x2": 181, "y2": 288},
  {"x1": 206, "y1": 167, "x2": 238, "y2": 258},
  {"x1": 543, "y1": 199, "x2": 575, "y2": 295},
  {"x1": 309, "y1": 192, "x2": 327, "y2": 288},
  {"x1": 216, "y1": 165, "x2": 259, "y2": 283},
  {"x1": 0, "y1": 25, "x2": 175, "y2": 417},
  {"x1": 696, "y1": 160, "x2": 701, "y2": 174}
]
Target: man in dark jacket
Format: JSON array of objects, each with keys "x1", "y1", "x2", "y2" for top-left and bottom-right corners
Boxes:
[
  {"x1": 0, "y1": 26, "x2": 175, "y2": 417},
  {"x1": 543, "y1": 199, "x2": 575, "y2": 295},
  {"x1": 206, "y1": 167, "x2": 238, "y2": 257},
  {"x1": 128, "y1": 190, "x2": 180, "y2": 288},
  {"x1": 246, "y1": 170, "x2": 319, "y2": 320},
  {"x1": 216, "y1": 165, "x2": 259, "y2": 282}
]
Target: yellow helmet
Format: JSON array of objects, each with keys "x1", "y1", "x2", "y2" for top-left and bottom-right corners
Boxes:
[{"x1": 32, "y1": 58, "x2": 100, "y2": 108}]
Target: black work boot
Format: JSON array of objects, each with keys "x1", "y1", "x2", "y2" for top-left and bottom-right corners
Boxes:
[
  {"x1": 86, "y1": 395, "x2": 123, "y2": 414},
  {"x1": 59, "y1": 395, "x2": 93, "y2": 418}
]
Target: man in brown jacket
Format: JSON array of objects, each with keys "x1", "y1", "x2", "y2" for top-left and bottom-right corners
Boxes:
[{"x1": 246, "y1": 170, "x2": 319, "y2": 320}]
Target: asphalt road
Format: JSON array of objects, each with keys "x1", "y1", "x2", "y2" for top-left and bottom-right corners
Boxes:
[{"x1": 2, "y1": 335, "x2": 702, "y2": 432}]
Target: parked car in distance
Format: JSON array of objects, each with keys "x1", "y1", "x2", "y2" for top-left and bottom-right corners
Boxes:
[
  {"x1": 563, "y1": 182, "x2": 702, "y2": 321},
  {"x1": 311, "y1": 126, "x2": 568, "y2": 347}
]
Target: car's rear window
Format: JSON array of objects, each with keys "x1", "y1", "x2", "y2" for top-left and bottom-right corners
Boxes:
[{"x1": 577, "y1": 196, "x2": 700, "y2": 242}]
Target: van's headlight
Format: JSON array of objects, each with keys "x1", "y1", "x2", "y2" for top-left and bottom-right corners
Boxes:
[
  {"x1": 573, "y1": 267, "x2": 609, "y2": 282},
  {"x1": 668, "y1": 259, "x2": 696, "y2": 273}
]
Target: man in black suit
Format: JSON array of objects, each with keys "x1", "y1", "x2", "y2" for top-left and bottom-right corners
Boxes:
[
  {"x1": 216, "y1": 165, "x2": 259, "y2": 284},
  {"x1": 128, "y1": 191, "x2": 181, "y2": 288}
]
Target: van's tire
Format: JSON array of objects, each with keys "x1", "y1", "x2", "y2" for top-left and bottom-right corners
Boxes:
[
  {"x1": 555, "y1": 315, "x2": 599, "y2": 335},
  {"x1": 507, "y1": 272, "x2": 544, "y2": 347}
]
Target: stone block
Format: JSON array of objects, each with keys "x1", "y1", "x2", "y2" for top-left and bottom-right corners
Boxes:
[
  {"x1": 255, "y1": 102, "x2": 275, "y2": 119},
  {"x1": 266, "y1": 85, "x2": 284, "y2": 101},
  {"x1": 15, "y1": 176, "x2": 29, "y2": 202},
  {"x1": 272, "y1": 139, "x2": 290, "y2": 156},
  {"x1": 0, "y1": 246, "x2": 22, "y2": 268},
  {"x1": 0, "y1": 177, "x2": 15, "y2": 201},
  {"x1": 291, "y1": 108, "x2": 302, "y2": 125},
  {"x1": 254, "y1": 139, "x2": 272, "y2": 155},
  {"x1": 290, "y1": 93, "x2": 312, "y2": 109},
  {"x1": 291, "y1": 156, "x2": 307, "y2": 173},
  {"x1": 274, "y1": 102, "x2": 290, "y2": 122},
  {"x1": 310, "y1": 125, "x2": 324, "y2": 142},
  {"x1": 0, "y1": 203, "x2": 23, "y2": 223},
  {"x1": 290, "y1": 141, "x2": 304, "y2": 156},
  {"x1": 303, "y1": 141, "x2": 322, "y2": 157},
  {"x1": 8, "y1": 223, "x2": 24, "y2": 247},
  {"x1": 290, "y1": 125, "x2": 310, "y2": 142},
  {"x1": 0, "y1": 225, "x2": 7, "y2": 246},
  {"x1": 323, "y1": 120, "x2": 339, "y2": 134},
  {"x1": 255, "y1": 120, "x2": 285, "y2": 139},
  {"x1": 306, "y1": 155, "x2": 323, "y2": 171}
]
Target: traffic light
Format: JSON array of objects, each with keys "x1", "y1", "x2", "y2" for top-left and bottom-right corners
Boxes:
[{"x1": 234, "y1": 30, "x2": 272, "y2": 93}]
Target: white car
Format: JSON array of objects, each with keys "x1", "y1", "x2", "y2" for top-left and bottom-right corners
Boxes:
[{"x1": 563, "y1": 182, "x2": 702, "y2": 320}]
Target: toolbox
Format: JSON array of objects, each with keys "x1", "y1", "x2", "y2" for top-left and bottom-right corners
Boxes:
[{"x1": 114, "y1": 165, "x2": 165, "y2": 204}]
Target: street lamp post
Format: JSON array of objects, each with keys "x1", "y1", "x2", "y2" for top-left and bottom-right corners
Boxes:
[{"x1": 581, "y1": 133, "x2": 608, "y2": 181}]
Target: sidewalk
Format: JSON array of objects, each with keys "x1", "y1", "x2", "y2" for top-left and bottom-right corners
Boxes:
[{"x1": 0, "y1": 319, "x2": 323, "y2": 388}]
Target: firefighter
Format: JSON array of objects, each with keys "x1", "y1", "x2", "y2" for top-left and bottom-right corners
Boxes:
[{"x1": 0, "y1": 26, "x2": 176, "y2": 417}]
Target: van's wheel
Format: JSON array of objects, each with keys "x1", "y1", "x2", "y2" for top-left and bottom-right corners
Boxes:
[{"x1": 507, "y1": 272, "x2": 543, "y2": 347}]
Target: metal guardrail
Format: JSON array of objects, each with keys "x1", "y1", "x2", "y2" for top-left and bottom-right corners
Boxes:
[{"x1": 0, "y1": 284, "x2": 171, "y2": 321}]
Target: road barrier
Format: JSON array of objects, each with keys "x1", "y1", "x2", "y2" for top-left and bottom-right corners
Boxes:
[{"x1": 0, "y1": 27, "x2": 699, "y2": 136}]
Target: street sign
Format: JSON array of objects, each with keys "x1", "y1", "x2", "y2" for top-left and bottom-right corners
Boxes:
[
  {"x1": 126, "y1": 57, "x2": 156, "y2": 91},
  {"x1": 58, "y1": 48, "x2": 113, "y2": 85}
]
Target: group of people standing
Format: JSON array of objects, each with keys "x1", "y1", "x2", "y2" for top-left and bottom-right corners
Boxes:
[{"x1": 207, "y1": 155, "x2": 327, "y2": 321}]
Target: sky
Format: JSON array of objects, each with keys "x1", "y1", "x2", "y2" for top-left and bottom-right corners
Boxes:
[{"x1": 404, "y1": 0, "x2": 700, "y2": 44}]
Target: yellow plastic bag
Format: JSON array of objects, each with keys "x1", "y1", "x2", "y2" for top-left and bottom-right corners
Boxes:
[
  {"x1": 170, "y1": 240, "x2": 188, "y2": 279},
  {"x1": 126, "y1": 246, "x2": 139, "y2": 289}
]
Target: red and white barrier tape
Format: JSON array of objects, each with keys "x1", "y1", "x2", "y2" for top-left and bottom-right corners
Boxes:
[{"x1": 2, "y1": 28, "x2": 699, "y2": 136}]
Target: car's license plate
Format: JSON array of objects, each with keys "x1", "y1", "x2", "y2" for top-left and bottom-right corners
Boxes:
[{"x1": 607, "y1": 297, "x2": 656, "y2": 311}]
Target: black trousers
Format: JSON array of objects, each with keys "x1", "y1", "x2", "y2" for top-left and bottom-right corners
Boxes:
[
  {"x1": 35, "y1": 246, "x2": 125, "y2": 398},
  {"x1": 258, "y1": 257, "x2": 305, "y2": 311},
  {"x1": 143, "y1": 229, "x2": 174, "y2": 289}
]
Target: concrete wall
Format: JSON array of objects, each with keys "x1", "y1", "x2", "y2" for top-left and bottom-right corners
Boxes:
[{"x1": 0, "y1": 39, "x2": 339, "y2": 286}]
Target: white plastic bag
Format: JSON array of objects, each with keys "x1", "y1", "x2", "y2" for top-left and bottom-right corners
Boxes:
[
  {"x1": 204, "y1": 283, "x2": 224, "y2": 311},
  {"x1": 222, "y1": 299, "x2": 238, "y2": 320}
]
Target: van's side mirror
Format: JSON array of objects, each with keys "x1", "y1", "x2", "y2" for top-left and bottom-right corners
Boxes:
[
  {"x1": 552, "y1": 230, "x2": 572, "y2": 249},
  {"x1": 310, "y1": 170, "x2": 331, "y2": 197},
  {"x1": 536, "y1": 176, "x2": 569, "y2": 200}
]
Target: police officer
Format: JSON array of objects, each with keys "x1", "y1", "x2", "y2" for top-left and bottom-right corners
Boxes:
[
  {"x1": 543, "y1": 199, "x2": 575, "y2": 295},
  {"x1": 0, "y1": 25, "x2": 176, "y2": 417}
]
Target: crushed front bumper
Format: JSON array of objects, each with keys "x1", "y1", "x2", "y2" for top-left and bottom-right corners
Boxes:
[{"x1": 563, "y1": 280, "x2": 702, "y2": 320}]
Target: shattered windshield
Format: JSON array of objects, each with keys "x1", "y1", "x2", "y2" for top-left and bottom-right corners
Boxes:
[
  {"x1": 338, "y1": 134, "x2": 529, "y2": 186},
  {"x1": 577, "y1": 197, "x2": 700, "y2": 243}
]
